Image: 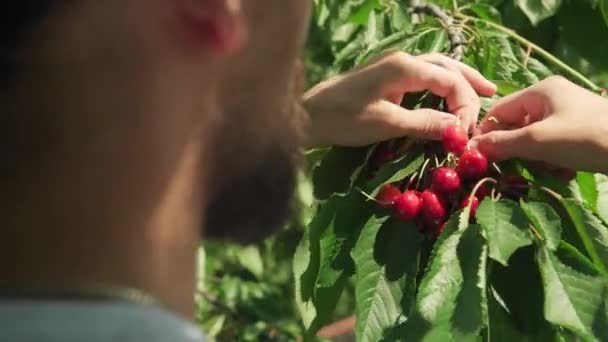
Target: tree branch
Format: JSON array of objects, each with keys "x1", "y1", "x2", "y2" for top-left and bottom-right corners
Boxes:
[{"x1": 410, "y1": 0, "x2": 465, "y2": 60}]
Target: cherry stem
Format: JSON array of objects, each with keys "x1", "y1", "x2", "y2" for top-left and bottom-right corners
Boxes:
[
  {"x1": 357, "y1": 188, "x2": 380, "y2": 203},
  {"x1": 529, "y1": 224, "x2": 544, "y2": 241},
  {"x1": 540, "y1": 186, "x2": 564, "y2": 202},
  {"x1": 471, "y1": 177, "x2": 499, "y2": 201},
  {"x1": 416, "y1": 158, "x2": 432, "y2": 190},
  {"x1": 404, "y1": 172, "x2": 418, "y2": 190}
]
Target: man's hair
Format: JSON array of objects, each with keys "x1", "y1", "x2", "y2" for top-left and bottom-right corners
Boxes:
[{"x1": 1, "y1": 3, "x2": 56, "y2": 86}]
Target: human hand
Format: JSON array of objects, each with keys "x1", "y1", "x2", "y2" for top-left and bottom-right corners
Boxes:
[
  {"x1": 470, "y1": 76, "x2": 608, "y2": 174},
  {"x1": 303, "y1": 52, "x2": 496, "y2": 148}
]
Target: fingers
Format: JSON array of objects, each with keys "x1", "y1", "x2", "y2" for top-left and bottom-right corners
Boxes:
[
  {"x1": 468, "y1": 125, "x2": 541, "y2": 161},
  {"x1": 479, "y1": 85, "x2": 551, "y2": 134},
  {"x1": 417, "y1": 53, "x2": 497, "y2": 97},
  {"x1": 363, "y1": 52, "x2": 481, "y2": 133},
  {"x1": 374, "y1": 101, "x2": 458, "y2": 140}
]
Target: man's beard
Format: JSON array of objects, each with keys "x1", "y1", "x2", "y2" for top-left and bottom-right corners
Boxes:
[{"x1": 203, "y1": 63, "x2": 308, "y2": 244}]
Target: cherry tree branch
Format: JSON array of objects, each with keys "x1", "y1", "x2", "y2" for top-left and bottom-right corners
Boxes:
[{"x1": 410, "y1": 0, "x2": 465, "y2": 60}]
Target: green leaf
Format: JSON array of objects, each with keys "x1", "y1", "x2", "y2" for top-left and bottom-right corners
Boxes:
[
  {"x1": 516, "y1": 0, "x2": 563, "y2": 26},
  {"x1": 477, "y1": 199, "x2": 533, "y2": 266},
  {"x1": 520, "y1": 201, "x2": 562, "y2": 251},
  {"x1": 561, "y1": 199, "x2": 608, "y2": 275},
  {"x1": 573, "y1": 172, "x2": 599, "y2": 210},
  {"x1": 366, "y1": 148, "x2": 425, "y2": 196},
  {"x1": 463, "y1": 4, "x2": 502, "y2": 23},
  {"x1": 348, "y1": 0, "x2": 380, "y2": 25},
  {"x1": 600, "y1": 0, "x2": 608, "y2": 28},
  {"x1": 595, "y1": 174, "x2": 608, "y2": 226},
  {"x1": 403, "y1": 210, "x2": 487, "y2": 340},
  {"x1": 415, "y1": 29, "x2": 448, "y2": 54},
  {"x1": 294, "y1": 227, "x2": 318, "y2": 329},
  {"x1": 488, "y1": 289, "x2": 534, "y2": 342},
  {"x1": 317, "y1": 192, "x2": 375, "y2": 288},
  {"x1": 490, "y1": 246, "x2": 555, "y2": 337},
  {"x1": 537, "y1": 246, "x2": 608, "y2": 341},
  {"x1": 352, "y1": 216, "x2": 423, "y2": 342},
  {"x1": 237, "y1": 246, "x2": 264, "y2": 279},
  {"x1": 312, "y1": 146, "x2": 370, "y2": 200}
]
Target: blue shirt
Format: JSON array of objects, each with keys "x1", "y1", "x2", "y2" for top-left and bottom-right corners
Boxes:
[{"x1": 0, "y1": 301, "x2": 207, "y2": 342}]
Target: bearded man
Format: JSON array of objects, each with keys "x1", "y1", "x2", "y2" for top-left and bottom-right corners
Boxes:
[{"x1": 0, "y1": 1, "x2": 495, "y2": 340}]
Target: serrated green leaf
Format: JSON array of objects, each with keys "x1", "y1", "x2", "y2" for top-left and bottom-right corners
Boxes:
[
  {"x1": 293, "y1": 227, "x2": 317, "y2": 329},
  {"x1": 367, "y1": 149, "x2": 425, "y2": 196},
  {"x1": 477, "y1": 199, "x2": 533, "y2": 266},
  {"x1": 595, "y1": 174, "x2": 608, "y2": 226},
  {"x1": 488, "y1": 289, "x2": 535, "y2": 342},
  {"x1": 561, "y1": 199, "x2": 608, "y2": 275},
  {"x1": 317, "y1": 192, "x2": 375, "y2": 288},
  {"x1": 312, "y1": 146, "x2": 370, "y2": 200},
  {"x1": 516, "y1": 0, "x2": 563, "y2": 26},
  {"x1": 351, "y1": 216, "x2": 422, "y2": 342},
  {"x1": 490, "y1": 246, "x2": 555, "y2": 337},
  {"x1": 573, "y1": 172, "x2": 599, "y2": 210},
  {"x1": 537, "y1": 246, "x2": 608, "y2": 341},
  {"x1": 557, "y1": 241, "x2": 601, "y2": 276},
  {"x1": 403, "y1": 209, "x2": 487, "y2": 340},
  {"x1": 520, "y1": 201, "x2": 562, "y2": 251}
]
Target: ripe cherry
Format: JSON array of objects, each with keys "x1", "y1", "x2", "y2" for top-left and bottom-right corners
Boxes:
[
  {"x1": 442, "y1": 125, "x2": 468, "y2": 155},
  {"x1": 376, "y1": 184, "x2": 401, "y2": 209},
  {"x1": 460, "y1": 195, "x2": 480, "y2": 217},
  {"x1": 475, "y1": 185, "x2": 492, "y2": 200},
  {"x1": 432, "y1": 167, "x2": 461, "y2": 194},
  {"x1": 420, "y1": 190, "x2": 447, "y2": 222},
  {"x1": 394, "y1": 191, "x2": 422, "y2": 221},
  {"x1": 370, "y1": 143, "x2": 395, "y2": 168},
  {"x1": 457, "y1": 149, "x2": 488, "y2": 180}
]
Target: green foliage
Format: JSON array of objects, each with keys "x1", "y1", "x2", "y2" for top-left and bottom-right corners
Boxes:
[
  {"x1": 199, "y1": 0, "x2": 608, "y2": 340},
  {"x1": 294, "y1": 0, "x2": 608, "y2": 341}
]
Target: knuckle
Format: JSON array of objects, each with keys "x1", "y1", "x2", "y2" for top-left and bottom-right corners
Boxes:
[
  {"x1": 522, "y1": 126, "x2": 544, "y2": 145},
  {"x1": 538, "y1": 75, "x2": 571, "y2": 92},
  {"x1": 381, "y1": 52, "x2": 414, "y2": 76}
]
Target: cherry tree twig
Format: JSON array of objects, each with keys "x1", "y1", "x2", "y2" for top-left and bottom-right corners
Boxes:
[{"x1": 410, "y1": 0, "x2": 465, "y2": 60}]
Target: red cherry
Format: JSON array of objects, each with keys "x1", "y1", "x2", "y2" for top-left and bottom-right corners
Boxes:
[
  {"x1": 370, "y1": 143, "x2": 395, "y2": 168},
  {"x1": 420, "y1": 190, "x2": 447, "y2": 222},
  {"x1": 460, "y1": 195, "x2": 480, "y2": 217},
  {"x1": 475, "y1": 185, "x2": 492, "y2": 200},
  {"x1": 376, "y1": 184, "x2": 402, "y2": 209},
  {"x1": 500, "y1": 174, "x2": 528, "y2": 187},
  {"x1": 457, "y1": 149, "x2": 488, "y2": 180},
  {"x1": 394, "y1": 191, "x2": 422, "y2": 221},
  {"x1": 432, "y1": 167, "x2": 461, "y2": 194},
  {"x1": 442, "y1": 125, "x2": 468, "y2": 155}
]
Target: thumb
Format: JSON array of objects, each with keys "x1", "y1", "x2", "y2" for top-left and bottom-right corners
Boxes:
[{"x1": 468, "y1": 128, "x2": 538, "y2": 161}]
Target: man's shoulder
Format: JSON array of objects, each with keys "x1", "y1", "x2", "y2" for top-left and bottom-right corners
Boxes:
[{"x1": 0, "y1": 301, "x2": 207, "y2": 342}]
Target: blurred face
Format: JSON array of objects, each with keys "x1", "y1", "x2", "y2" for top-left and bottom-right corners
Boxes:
[
  {"x1": 9, "y1": 0, "x2": 312, "y2": 244},
  {"x1": 204, "y1": 1, "x2": 312, "y2": 243}
]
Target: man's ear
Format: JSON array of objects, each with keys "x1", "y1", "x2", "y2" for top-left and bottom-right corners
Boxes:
[{"x1": 174, "y1": 0, "x2": 247, "y2": 55}]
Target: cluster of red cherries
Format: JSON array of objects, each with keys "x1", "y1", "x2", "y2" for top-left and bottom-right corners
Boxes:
[{"x1": 373, "y1": 125, "x2": 490, "y2": 236}]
